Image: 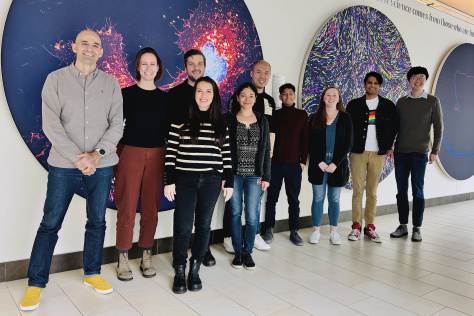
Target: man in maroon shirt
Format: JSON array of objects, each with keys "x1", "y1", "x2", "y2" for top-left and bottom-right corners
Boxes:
[{"x1": 262, "y1": 83, "x2": 309, "y2": 246}]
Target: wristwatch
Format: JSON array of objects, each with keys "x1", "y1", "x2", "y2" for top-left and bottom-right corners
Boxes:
[{"x1": 95, "y1": 148, "x2": 106, "y2": 157}]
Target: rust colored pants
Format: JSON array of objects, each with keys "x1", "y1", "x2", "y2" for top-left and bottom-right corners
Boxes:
[{"x1": 114, "y1": 144, "x2": 166, "y2": 251}]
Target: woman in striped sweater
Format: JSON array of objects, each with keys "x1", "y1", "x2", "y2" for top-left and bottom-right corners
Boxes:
[{"x1": 164, "y1": 76, "x2": 233, "y2": 294}]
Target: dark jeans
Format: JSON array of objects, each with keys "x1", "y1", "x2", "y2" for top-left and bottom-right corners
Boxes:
[
  {"x1": 394, "y1": 152, "x2": 428, "y2": 227},
  {"x1": 229, "y1": 175, "x2": 264, "y2": 255},
  {"x1": 173, "y1": 172, "x2": 222, "y2": 266},
  {"x1": 28, "y1": 166, "x2": 113, "y2": 288},
  {"x1": 265, "y1": 161, "x2": 302, "y2": 231}
]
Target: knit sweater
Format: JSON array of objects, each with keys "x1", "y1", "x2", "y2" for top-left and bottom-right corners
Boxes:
[
  {"x1": 165, "y1": 111, "x2": 233, "y2": 187},
  {"x1": 394, "y1": 94, "x2": 443, "y2": 154},
  {"x1": 271, "y1": 104, "x2": 309, "y2": 164},
  {"x1": 120, "y1": 84, "x2": 169, "y2": 148}
]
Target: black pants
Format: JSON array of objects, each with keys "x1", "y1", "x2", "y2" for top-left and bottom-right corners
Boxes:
[
  {"x1": 173, "y1": 173, "x2": 222, "y2": 266},
  {"x1": 265, "y1": 161, "x2": 302, "y2": 231}
]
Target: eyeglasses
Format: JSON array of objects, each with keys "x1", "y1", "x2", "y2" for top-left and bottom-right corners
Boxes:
[{"x1": 410, "y1": 76, "x2": 426, "y2": 82}]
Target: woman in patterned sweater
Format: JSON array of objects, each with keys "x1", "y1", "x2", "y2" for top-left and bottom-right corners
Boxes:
[
  {"x1": 164, "y1": 76, "x2": 233, "y2": 294},
  {"x1": 227, "y1": 82, "x2": 271, "y2": 270}
]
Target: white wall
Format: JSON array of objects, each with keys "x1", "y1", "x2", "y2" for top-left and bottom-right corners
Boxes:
[{"x1": 1, "y1": 0, "x2": 473, "y2": 263}]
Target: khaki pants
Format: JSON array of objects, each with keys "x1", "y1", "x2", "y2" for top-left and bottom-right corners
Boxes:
[{"x1": 350, "y1": 151, "x2": 385, "y2": 227}]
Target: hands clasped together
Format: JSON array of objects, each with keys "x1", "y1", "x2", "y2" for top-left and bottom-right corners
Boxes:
[
  {"x1": 74, "y1": 151, "x2": 102, "y2": 176},
  {"x1": 318, "y1": 161, "x2": 337, "y2": 173}
]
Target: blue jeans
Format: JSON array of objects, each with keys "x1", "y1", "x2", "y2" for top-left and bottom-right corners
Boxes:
[
  {"x1": 173, "y1": 172, "x2": 222, "y2": 266},
  {"x1": 265, "y1": 162, "x2": 302, "y2": 231},
  {"x1": 394, "y1": 152, "x2": 428, "y2": 227},
  {"x1": 311, "y1": 153, "x2": 341, "y2": 227},
  {"x1": 28, "y1": 166, "x2": 113, "y2": 288},
  {"x1": 229, "y1": 175, "x2": 264, "y2": 255}
]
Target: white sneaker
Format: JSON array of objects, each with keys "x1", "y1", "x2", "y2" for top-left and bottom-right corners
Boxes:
[
  {"x1": 254, "y1": 234, "x2": 271, "y2": 251},
  {"x1": 329, "y1": 231, "x2": 341, "y2": 245},
  {"x1": 309, "y1": 231, "x2": 321, "y2": 244},
  {"x1": 223, "y1": 237, "x2": 235, "y2": 253}
]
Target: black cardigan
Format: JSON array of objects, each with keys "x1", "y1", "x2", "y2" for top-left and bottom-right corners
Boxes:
[
  {"x1": 345, "y1": 95, "x2": 396, "y2": 154},
  {"x1": 308, "y1": 111, "x2": 353, "y2": 187},
  {"x1": 227, "y1": 111, "x2": 271, "y2": 182}
]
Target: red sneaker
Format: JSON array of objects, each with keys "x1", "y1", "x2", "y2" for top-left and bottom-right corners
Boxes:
[
  {"x1": 364, "y1": 224, "x2": 381, "y2": 243},
  {"x1": 348, "y1": 222, "x2": 361, "y2": 241}
]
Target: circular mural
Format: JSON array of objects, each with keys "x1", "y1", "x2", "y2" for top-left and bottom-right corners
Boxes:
[
  {"x1": 299, "y1": 5, "x2": 411, "y2": 189},
  {"x1": 2, "y1": 0, "x2": 263, "y2": 210},
  {"x1": 432, "y1": 43, "x2": 474, "y2": 180}
]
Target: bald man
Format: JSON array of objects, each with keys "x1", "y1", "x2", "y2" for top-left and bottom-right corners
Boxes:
[{"x1": 20, "y1": 30, "x2": 123, "y2": 311}]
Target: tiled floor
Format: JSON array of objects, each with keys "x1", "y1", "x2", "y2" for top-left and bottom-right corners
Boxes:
[{"x1": 2, "y1": 200, "x2": 474, "y2": 315}]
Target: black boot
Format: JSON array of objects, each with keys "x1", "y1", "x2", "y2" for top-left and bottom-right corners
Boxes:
[
  {"x1": 187, "y1": 259, "x2": 202, "y2": 291},
  {"x1": 203, "y1": 247, "x2": 216, "y2": 267},
  {"x1": 172, "y1": 264, "x2": 187, "y2": 294}
]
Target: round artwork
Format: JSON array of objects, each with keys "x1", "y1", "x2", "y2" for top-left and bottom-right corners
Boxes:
[
  {"x1": 432, "y1": 43, "x2": 474, "y2": 180},
  {"x1": 2, "y1": 0, "x2": 262, "y2": 209},
  {"x1": 299, "y1": 5, "x2": 411, "y2": 189}
]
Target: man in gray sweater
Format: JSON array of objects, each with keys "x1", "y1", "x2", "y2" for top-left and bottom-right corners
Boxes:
[{"x1": 389, "y1": 66, "x2": 443, "y2": 242}]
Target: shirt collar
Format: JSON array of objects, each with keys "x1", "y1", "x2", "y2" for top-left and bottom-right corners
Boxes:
[
  {"x1": 407, "y1": 90, "x2": 428, "y2": 99},
  {"x1": 69, "y1": 63, "x2": 100, "y2": 78}
]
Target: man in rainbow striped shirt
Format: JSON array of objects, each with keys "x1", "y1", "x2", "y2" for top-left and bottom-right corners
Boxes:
[{"x1": 346, "y1": 72, "x2": 397, "y2": 242}]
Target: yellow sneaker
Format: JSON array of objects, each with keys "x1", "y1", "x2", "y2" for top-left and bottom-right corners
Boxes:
[
  {"x1": 20, "y1": 287, "x2": 43, "y2": 311},
  {"x1": 83, "y1": 276, "x2": 113, "y2": 294}
]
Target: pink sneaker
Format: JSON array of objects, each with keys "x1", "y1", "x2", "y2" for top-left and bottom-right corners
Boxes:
[
  {"x1": 348, "y1": 222, "x2": 361, "y2": 241},
  {"x1": 364, "y1": 224, "x2": 381, "y2": 243}
]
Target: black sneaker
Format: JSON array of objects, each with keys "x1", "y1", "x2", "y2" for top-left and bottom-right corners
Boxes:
[
  {"x1": 390, "y1": 225, "x2": 408, "y2": 238},
  {"x1": 242, "y1": 254, "x2": 255, "y2": 270},
  {"x1": 290, "y1": 230, "x2": 304, "y2": 246},
  {"x1": 203, "y1": 248, "x2": 216, "y2": 267},
  {"x1": 231, "y1": 253, "x2": 242, "y2": 269},
  {"x1": 263, "y1": 227, "x2": 274, "y2": 244}
]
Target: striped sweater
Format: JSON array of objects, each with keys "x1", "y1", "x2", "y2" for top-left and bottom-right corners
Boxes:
[{"x1": 165, "y1": 120, "x2": 234, "y2": 188}]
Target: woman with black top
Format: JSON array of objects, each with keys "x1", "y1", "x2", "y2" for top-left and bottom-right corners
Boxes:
[
  {"x1": 164, "y1": 76, "x2": 233, "y2": 294},
  {"x1": 227, "y1": 82, "x2": 271, "y2": 270},
  {"x1": 114, "y1": 47, "x2": 168, "y2": 281},
  {"x1": 308, "y1": 87, "x2": 353, "y2": 246}
]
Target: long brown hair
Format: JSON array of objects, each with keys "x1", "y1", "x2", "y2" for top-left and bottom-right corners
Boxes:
[
  {"x1": 311, "y1": 86, "x2": 345, "y2": 131},
  {"x1": 186, "y1": 76, "x2": 227, "y2": 147}
]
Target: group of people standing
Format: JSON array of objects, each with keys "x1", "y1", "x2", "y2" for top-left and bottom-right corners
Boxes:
[{"x1": 20, "y1": 29, "x2": 443, "y2": 311}]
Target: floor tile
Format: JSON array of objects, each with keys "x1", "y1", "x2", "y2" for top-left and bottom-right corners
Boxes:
[
  {"x1": 186, "y1": 294, "x2": 255, "y2": 316},
  {"x1": 430, "y1": 308, "x2": 470, "y2": 315},
  {"x1": 418, "y1": 273, "x2": 474, "y2": 300},
  {"x1": 353, "y1": 280, "x2": 444, "y2": 315},
  {"x1": 423, "y1": 289, "x2": 474, "y2": 315},
  {"x1": 265, "y1": 306, "x2": 311, "y2": 316},
  {"x1": 348, "y1": 297, "x2": 418, "y2": 316},
  {"x1": 276, "y1": 287, "x2": 364, "y2": 316},
  {"x1": 120, "y1": 284, "x2": 198, "y2": 316},
  {"x1": 60, "y1": 281, "x2": 130, "y2": 315},
  {"x1": 0, "y1": 284, "x2": 20, "y2": 316},
  {"x1": 91, "y1": 306, "x2": 142, "y2": 316},
  {"x1": 290, "y1": 271, "x2": 370, "y2": 306}
]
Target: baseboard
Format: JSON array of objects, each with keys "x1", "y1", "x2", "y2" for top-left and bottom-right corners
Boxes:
[{"x1": 2, "y1": 192, "x2": 473, "y2": 283}]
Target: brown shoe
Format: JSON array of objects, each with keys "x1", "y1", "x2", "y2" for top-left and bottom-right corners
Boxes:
[
  {"x1": 117, "y1": 252, "x2": 133, "y2": 281},
  {"x1": 140, "y1": 249, "x2": 156, "y2": 278}
]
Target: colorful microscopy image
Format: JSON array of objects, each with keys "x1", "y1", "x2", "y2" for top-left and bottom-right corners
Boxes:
[
  {"x1": 301, "y1": 5, "x2": 411, "y2": 189},
  {"x1": 2, "y1": 0, "x2": 262, "y2": 210},
  {"x1": 433, "y1": 43, "x2": 474, "y2": 180}
]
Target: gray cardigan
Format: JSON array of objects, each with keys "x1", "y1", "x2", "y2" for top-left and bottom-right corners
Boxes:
[{"x1": 227, "y1": 111, "x2": 271, "y2": 182}]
